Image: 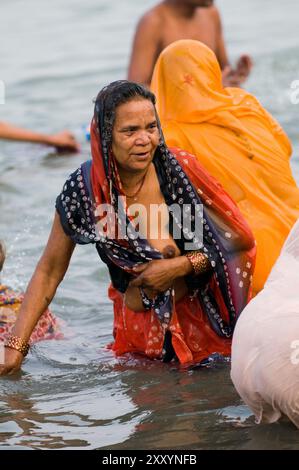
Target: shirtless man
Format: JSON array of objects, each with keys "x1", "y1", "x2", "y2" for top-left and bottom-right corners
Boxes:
[
  {"x1": 0, "y1": 121, "x2": 79, "y2": 153},
  {"x1": 128, "y1": 0, "x2": 252, "y2": 88}
]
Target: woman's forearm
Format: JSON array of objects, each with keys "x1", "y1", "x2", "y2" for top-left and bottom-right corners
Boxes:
[
  {"x1": 174, "y1": 255, "x2": 194, "y2": 278},
  {"x1": 10, "y1": 212, "x2": 75, "y2": 344},
  {"x1": 173, "y1": 253, "x2": 212, "y2": 279},
  {"x1": 11, "y1": 265, "x2": 64, "y2": 343}
]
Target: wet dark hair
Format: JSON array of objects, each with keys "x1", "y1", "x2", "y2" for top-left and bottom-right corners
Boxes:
[
  {"x1": 94, "y1": 80, "x2": 157, "y2": 148},
  {"x1": 0, "y1": 240, "x2": 5, "y2": 272}
]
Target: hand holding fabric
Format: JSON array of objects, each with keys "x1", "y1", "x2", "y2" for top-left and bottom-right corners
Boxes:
[{"x1": 129, "y1": 257, "x2": 192, "y2": 293}]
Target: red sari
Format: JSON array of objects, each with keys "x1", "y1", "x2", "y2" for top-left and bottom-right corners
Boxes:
[
  {"x1": 108, "y1": 281, "x2": 232, "y2": 365},
  {"x1": 96, "y1": 146, "x2": 256, "y2": 365},
  {"x1": 57, "y1": 97, "x2": 256, "y2": 365}
]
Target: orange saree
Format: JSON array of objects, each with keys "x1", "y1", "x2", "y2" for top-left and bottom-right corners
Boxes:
[{"x1": 151, "y1": 39, "x2": 299, "y2": 294}]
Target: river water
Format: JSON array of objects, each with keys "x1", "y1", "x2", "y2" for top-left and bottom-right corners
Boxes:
[{"x1": 1, "y1": 0, "x2": 299, "y2": 450}]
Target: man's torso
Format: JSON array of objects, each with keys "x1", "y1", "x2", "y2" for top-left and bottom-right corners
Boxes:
[{"x1": 158, "y1": 5, "x2": 218, "y2": 53}]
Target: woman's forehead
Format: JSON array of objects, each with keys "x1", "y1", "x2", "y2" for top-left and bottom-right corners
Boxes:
[{"x1": 114, "y1": 99, "x2": 156, "y2": 123}]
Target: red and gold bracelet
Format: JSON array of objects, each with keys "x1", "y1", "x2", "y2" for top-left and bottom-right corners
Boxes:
[
  {"x1": 185, "y1": 251, "x2": 211, "y2": 276},
  {"x1": 4, "y1": 335, "x2": 30, "y2": 357}
]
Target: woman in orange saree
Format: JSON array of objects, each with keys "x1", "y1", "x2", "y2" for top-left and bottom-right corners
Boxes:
[{"x1": 151, "y1": 39, "x2": 299, "y2": 294}]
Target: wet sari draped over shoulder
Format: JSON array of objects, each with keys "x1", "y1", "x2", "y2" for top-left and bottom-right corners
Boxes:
[{"x1": 56, "y1": 100, "x2": 255, "y2": 364}]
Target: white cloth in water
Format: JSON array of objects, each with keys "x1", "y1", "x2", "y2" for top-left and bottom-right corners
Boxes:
[{"x1": 231, "y1": 218, "x2": 299, "y2": 427}]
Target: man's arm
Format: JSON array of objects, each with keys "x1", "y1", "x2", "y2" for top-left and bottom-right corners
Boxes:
[
  {"x1": 211, "y1": 6, "x2": 252, "y2": 86},
  {"x1": 0, "y1": 121, "x2": 79, "y2": 152},
  {"x1": 128, "y1": 11, "x2": 162, "y2": 87}
]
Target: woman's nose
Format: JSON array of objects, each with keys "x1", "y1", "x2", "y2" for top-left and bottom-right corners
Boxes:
[{"x1": 135, "y1": 131, "x2": 150, "y2": 145}]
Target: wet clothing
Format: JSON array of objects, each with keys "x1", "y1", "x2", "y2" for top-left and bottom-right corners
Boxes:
[
  {"x1": 56, "y1": 140, "x2": 255, "y2": 364},
  {"x1": 231, "y1": 218, "x2": 299, "y2": 427}
]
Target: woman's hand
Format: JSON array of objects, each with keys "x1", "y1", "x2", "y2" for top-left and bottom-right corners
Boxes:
[
  {"x1": 129, "y1": 256, "x2": 192, "y2": 293},
  {"x1": 0, "y1": 348, "x2": 24, "y2": 376}
]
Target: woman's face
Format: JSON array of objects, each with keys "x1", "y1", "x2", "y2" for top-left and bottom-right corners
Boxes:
[{"x1": 112, "y1": 98, "x2": 160, "y2": 173}]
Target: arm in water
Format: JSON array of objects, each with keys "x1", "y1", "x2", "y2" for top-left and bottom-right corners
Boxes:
[
  {"x1": 0, "y1": 213, "x2": 75, "y2": 376},
  {"x1": 0, "y1": 121, "x2": 80, "y2": 152}
]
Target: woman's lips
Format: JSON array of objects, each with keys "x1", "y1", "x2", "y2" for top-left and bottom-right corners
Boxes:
[{"x1": 132, "y1": 151, "x2": 151, "y2": 160}]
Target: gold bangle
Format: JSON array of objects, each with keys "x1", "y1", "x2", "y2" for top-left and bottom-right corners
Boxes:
[
  {"x1": 185, "y1": 251, "x2": 211, "y2": 276},
  {"x1": 4, "y1": 335, "x2": 30, "y2": 357}
]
